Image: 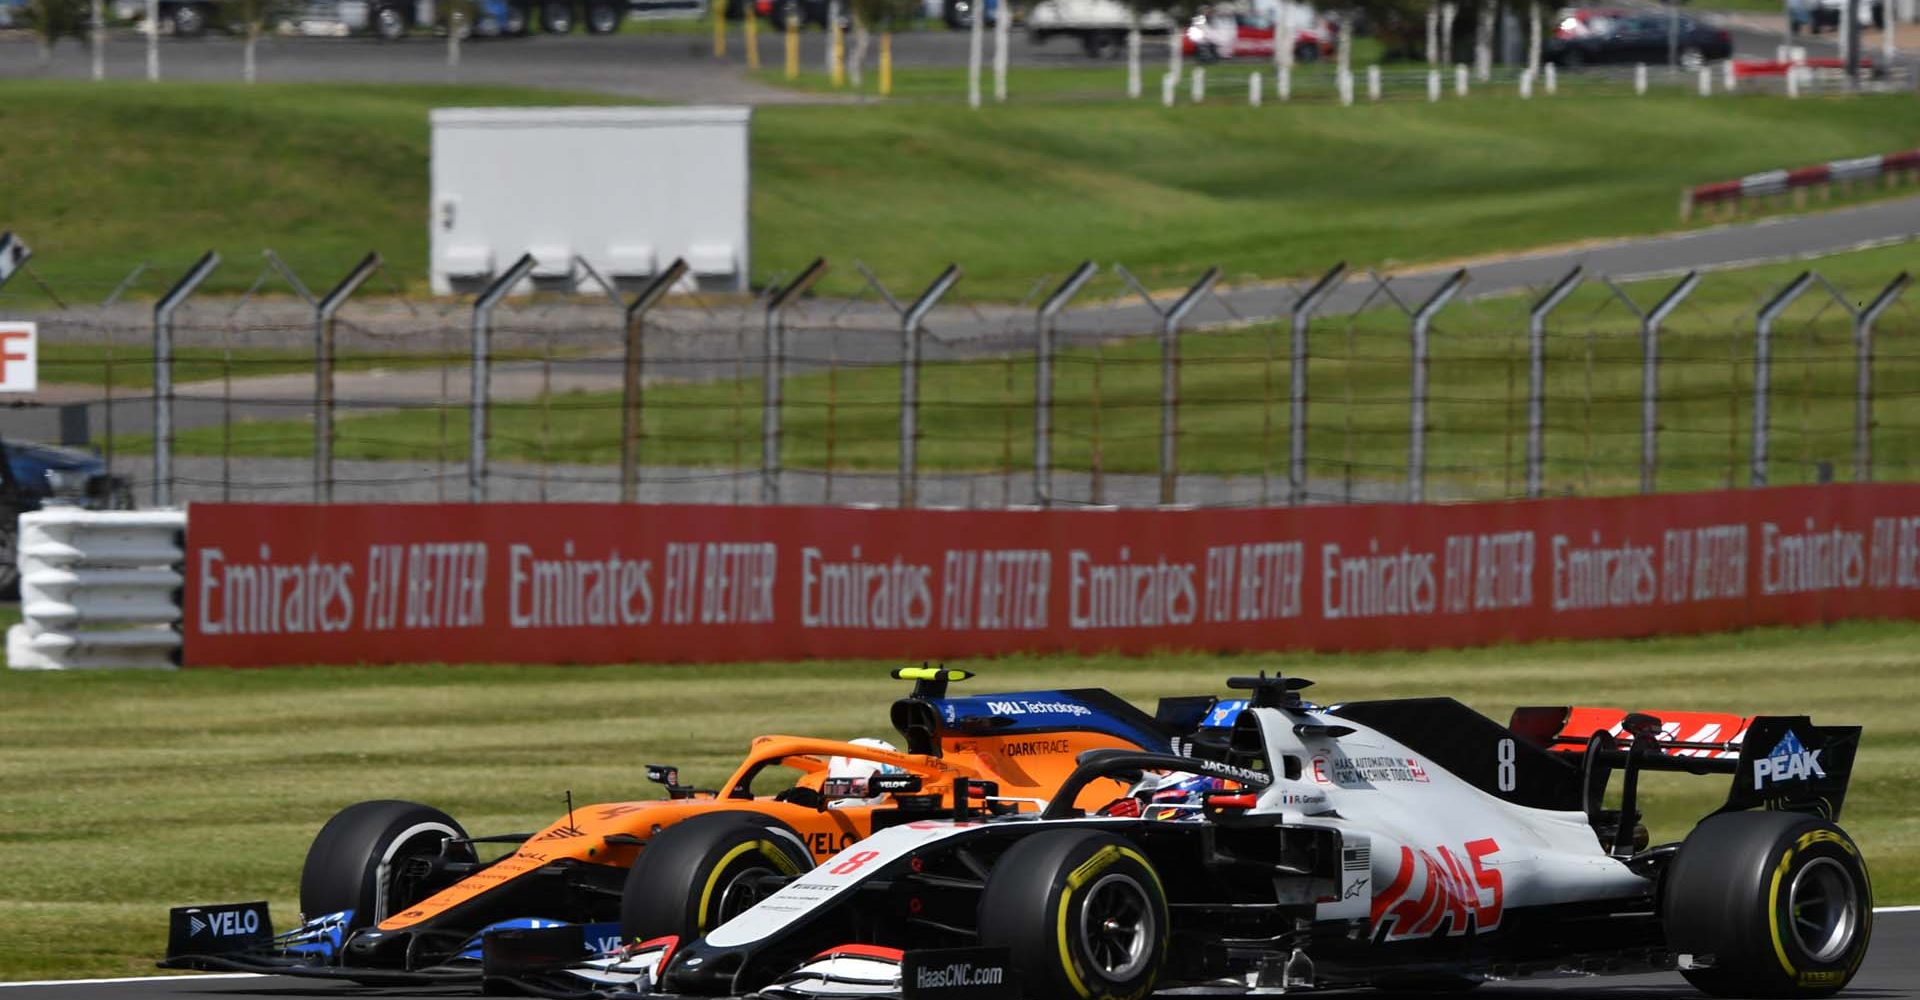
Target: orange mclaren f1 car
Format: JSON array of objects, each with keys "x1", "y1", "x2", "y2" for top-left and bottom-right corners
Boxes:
[{"x1": 162, "y1": 668, "x2": 1222, "y2": 985}]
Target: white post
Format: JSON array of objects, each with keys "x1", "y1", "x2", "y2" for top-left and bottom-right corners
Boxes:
[
  {"x1": 1250, "y1": 69, "x2": 1263, "y2": 105},
  {"x1": 1279, "y1": 0, "x2": 1294, "y2": 72},
  {"x1": 1635, "y1": 61, "x2": 1648, "y2": 93},
  {"x1": 968, "y1": 0, "x2": 984, "y2": 107},
  {"x1": 146, "y1": 0, "x2": 159, "y2": 81},
  {"x1": 1162, "y1": 71, "x2": 1177, "y2": 105},
  {"x1": 1456, "y1": 61, "x2": 1469, "y2": 94},
  {"x1": 1544, "y1": 60, "x2": 1556, "y2": 92},
  {"x1": 1336, "y1": 11, "x2": 1351, "y2": 78},
  {"x1": 1169, "y1": 24, "x2": 1183, "y2": 79},
  {"x1": 992, "y1": 0, "x2": 1009, "y2": 102},
  {"x1": 1278, "y1": 63, "x2": 1292, "y2": 99},
  {"x1": 1428, "y1": 3, "x2": 1440, "y2": 65},
  {"x1": 244, "y1": 25, "x2": 257, "y2": 83},
  {"x1": 1529, "y1": 4, "x2": 1542, "y2": 71},
  {"x1": 1428, "y1": 67, "x2": 1442, "y2": 99},
  {"x1": 1520, "y1": 67, "x2": 1533, "y2": 96},
  {"x1": 1475, "y1": 0, "x2": 1493, "y2": 80},
  {"x1": 1883, "y1": 4, "x2": 1896, "y2": 66},
  {"x1": 90, "y1": 0, "x2": 104, "y2": 80},
  {"x1": 1191, "y1": 65, "x2": 1205, "y2": 101},
  {"x1": 1697, "y1": 65, "x2": 1711, "y2": 94},
  {"x1": 449, "y1": 10, "x2": 462, "y2": 68},
  {"x1": 1442, "y1": 1, "x2": 1457, "y2": 63},
  {"x1": 1723, "y1": 58, "x2": 1736, "y2": 91},
  {"x1": 1367, "y1": 63, "x2": 1381, "y2": 98},
  {"x1": 1338, "y1": 67, "x2": 1354, "y2": 103},
  {"x1": 1127, "y1": 26, "x2": 1142, "y2": 97},
  {"x1": 1787, "y1": 62, "x2": 1801, "y2": 96}
]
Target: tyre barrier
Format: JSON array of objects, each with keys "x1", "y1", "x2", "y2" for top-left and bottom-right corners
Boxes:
[{"x1": 6, "y1": 508, "x2": 186, "y2": 670}]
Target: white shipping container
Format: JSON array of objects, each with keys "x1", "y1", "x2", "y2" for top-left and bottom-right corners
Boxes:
[{"x1": 429, "y1": 106, "x2": 751, "y2": 295}]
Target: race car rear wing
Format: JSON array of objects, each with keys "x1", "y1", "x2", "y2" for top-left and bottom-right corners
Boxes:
[{"x1": 1511, "y1": 705, "x2": 1861, "y2": 823}]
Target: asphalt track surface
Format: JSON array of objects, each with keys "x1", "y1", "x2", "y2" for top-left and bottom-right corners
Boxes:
[
  {"x1": 4, "y1": 909, "x2": 1919, "y2": 999},
  {"x1": 0, "y1": 10, "x2": 1889, "y2": 100}
]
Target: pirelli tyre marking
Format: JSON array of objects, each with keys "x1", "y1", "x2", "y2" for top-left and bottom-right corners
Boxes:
[{"x1": 1056, "y1": 845, "x2": 1166, "y2": 1000}]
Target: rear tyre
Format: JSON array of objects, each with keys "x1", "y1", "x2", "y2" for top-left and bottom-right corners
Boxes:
[
  {"x1": 1292, "y1": 40, "x2": 1319, "y2": 63},
  {"x1": 299, "y1": 800, "x2": 471, "y2": 931},
  {"x1": 978, "y1": 830, "x2": 1168, "y2": 1000},
  {"x1": 619, "y1": 813, "x2": 812, "y2": 943},
  {"x1": 1664, "y1": 812, "x2": 1871, "y2": 998}
]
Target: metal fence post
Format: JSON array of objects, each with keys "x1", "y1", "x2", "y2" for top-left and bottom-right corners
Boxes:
[
  {"x1": 1751, "y1": 271, "x2": 1815, "y2": 488},
  {"x1": 1160, "y1": 267, "x2": 1222, "y2": 506},
  {"x1": 1854, "y1": 273, "x2": 1909, "y2": 483},
  {"x1": 1640, "y1": 272, "x2": 1700, "y2": 494},
  {"x1": 1034, "y1": 261, "x2": 1098, "y2": 507},
  {"x1": 152, "y1": 251, "x2": 220, "y2": 508},
  {"x1": 900, "y1": 265, "x2": 962, "y2": 508},
  {"x1": 763, "y1": 258, "x2": 828, "y2": 505},
  {"x1": 313, "y1": 252, "x2": 380, "y2": 504},
  {"x1": 620, "y1": 258, "x2": 688, "y2": 503},
  {"x1": 1289, "y1": 262, "x2": 1346, "y2": 506},
  {"x1": 1407, "y1": 269, "x2": 1468, "y2": 503},
  {"x1": 470, "y1": 254, "x2": 538, "y2": 504},
  {"x1": 1526, "y1": 266, "x2": 1583, "y2": 498}
]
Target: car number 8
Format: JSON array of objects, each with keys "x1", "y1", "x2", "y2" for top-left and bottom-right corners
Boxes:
[{"x1": 1496, "y1": 738, "x2": 1516, "y2": 792}]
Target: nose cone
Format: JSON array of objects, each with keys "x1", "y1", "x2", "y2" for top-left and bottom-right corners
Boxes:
[{"x1": 662, "y1": 939, "x2": 748, "y2": 995}]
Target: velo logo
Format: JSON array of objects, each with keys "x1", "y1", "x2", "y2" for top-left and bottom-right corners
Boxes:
[{"x1": 192, "y1": 908, "x2": 262, "y2": 937}]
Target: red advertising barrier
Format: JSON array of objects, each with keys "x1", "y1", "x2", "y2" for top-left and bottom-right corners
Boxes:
[{"x1": 182, "y1": 485, "x2": 1920, "y2": 667}]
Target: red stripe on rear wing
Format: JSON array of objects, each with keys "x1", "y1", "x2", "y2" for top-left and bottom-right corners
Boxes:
[{"x1": 1512, "y1": 706, "x2": 1753, "y2": 759}]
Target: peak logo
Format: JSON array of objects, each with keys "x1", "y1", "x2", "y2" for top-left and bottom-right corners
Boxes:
[{"x1": 1754, "y1": 731, "x2": 1825, "y2": 789}]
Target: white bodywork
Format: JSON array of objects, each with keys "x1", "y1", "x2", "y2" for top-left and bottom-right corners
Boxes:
[{"x1": 708, "y1": 705, "x2": 1647, "y2": 952}]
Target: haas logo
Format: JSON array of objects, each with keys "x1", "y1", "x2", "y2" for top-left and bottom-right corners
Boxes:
[{"x1": 192, "y1": 910, "x2": 262, "y2": 937}]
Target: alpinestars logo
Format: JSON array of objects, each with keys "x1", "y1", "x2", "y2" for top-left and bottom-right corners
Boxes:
[{"x1": 1753, "y1": 731, "x2": 1825, "y2": 789}]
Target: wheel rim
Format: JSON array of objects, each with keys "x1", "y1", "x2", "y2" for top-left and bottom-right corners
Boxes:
[
  {"x1": 1790, "y1": 857, "x2": 1860, "y2": 963},
  {"x1": 1078, "y1": 873, "x2": 1153, "y2": 980},
  {"x1": 717, "y1": 864, "x2": 775, "y2": 923},
  {"x1": 378, "y1": 9, "x2": 402, "y2": 34}
]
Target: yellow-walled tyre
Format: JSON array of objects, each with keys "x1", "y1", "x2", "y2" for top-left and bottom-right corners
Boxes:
[
  {"x1": 619, "y1": 813, "x2": 811, "y2": 944},
  {"x1": 978, "y1": 830, "x2": 1168, "y2": 1000},
  {"x1": 1664, "y1": 812, "x2": 1872, "y2": 998}
]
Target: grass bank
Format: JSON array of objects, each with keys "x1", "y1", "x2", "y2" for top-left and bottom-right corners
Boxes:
[
  {"x1": 5, "y1": 81, "x2": 1920, "y2": 301},
  {"x1": 0, "y1": 620, "x2": 1915, "y2": 980}
]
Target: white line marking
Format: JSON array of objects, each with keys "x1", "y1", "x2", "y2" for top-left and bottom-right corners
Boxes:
[
  {"x1": 1876, "y1": 904, "x2": 1920, "y2": 914},
  {"x1": 0, "y1": 973, "x2": 261, "y2": 988}
]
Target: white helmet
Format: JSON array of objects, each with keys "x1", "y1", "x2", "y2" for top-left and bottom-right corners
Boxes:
[{"x1": 823, "y1": 737, "x2": 903, "y2": 808}]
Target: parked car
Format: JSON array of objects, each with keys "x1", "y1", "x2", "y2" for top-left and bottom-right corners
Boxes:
[
  {"x1": 0, "y1": 438, "x2": 134, "y2": 595},
  {"x1": 735, "y1": 0, "x2": 846, "y2": 30},
  {"x1": 1809, "y1": 0, "x2": 1882, "y2": 33},
  {"x1": 1182, "y1": 6, "x2": 1335, "y2": 62},
  {"x1": 1546, "y1": 7, "x2": 1733, "y2": 68},
  {"x1": 111, "y1": 0, "x2": 224, "y2": 36},
  {"x1": 1028, "y1": 0, "x2": 1175, "y2": 57}
]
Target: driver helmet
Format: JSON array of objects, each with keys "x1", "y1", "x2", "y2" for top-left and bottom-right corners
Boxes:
[
  {"x1": 1139, "y1": 771, "x2": 1226, "y2": 821},
  {"x1": 823, "y1": 737, "x2": 904, "y2": 808}
]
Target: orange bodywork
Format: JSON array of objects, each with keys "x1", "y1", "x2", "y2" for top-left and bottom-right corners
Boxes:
[{"x1": 379, "y1": 729, "x2": 1135, "y2": 932}]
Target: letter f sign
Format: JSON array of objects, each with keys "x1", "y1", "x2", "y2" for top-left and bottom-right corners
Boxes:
[{"x1": 0, "y1": 324, "x2": 37, "y2": 394}]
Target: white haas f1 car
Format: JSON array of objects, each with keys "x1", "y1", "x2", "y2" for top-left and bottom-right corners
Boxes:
[{"x1": 496, "y1": 673, "x2": 1870, "y2": 999}]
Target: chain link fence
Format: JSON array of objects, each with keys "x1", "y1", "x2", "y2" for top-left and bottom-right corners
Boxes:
[{"x1": 1, "y1": 250, "x2": 1915, "y2": 508}]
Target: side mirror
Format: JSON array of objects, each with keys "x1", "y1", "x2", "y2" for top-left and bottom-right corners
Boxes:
[{"x1": 869, "y1": 773, "x2": 923, "y2": 796}]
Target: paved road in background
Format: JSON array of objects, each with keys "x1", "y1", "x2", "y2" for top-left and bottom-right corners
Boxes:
[
  {"x1": 5, "y1": 910, "x2": 1918, "y2": 1000},
  {"x1": 1, "y1": 9, "x2": 1881, "y2": 100}
]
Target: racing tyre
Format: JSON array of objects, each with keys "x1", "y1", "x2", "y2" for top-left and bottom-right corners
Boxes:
[
  {"x1": 299, "y1": 800, "x2": 471, "y2": 931},
  {"x1": 1664, "y1": 812, "x2": 1871, "y2": 998},
  {"x1": 0, "y1": 510, "x2": 20, "y2": 599},
  {"x1": 620, "y1": 813, "x2": 812, "y2": 942},
  {"x1": 978, "y1": 830, "x2": 1168, "y2": 1000}
]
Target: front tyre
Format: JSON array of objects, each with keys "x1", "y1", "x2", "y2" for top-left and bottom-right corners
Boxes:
[
  {"x1": 299, "y1": 800, "x2": 471, "y2": 931},
  {"x1": 619, "y1": 813, "x2": 812, "y2": 943},
  {"x1": 1664, "y1": 812, "x2": 1871, "y2": 998},
  {"x1": 978, "y1": 830, "x2": 1168, "y2": 1000}
]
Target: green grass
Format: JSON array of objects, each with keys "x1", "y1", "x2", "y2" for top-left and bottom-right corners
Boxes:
[
  {"x1": 119, "y1": 240, "x2": 1920, "y2": 496},
  {"x1": 6, "y1": 81, "x2": 1920, "y2": 302},
  {"x1": 1, "y1": 619, "x2": 1915, "y2": 980}
]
